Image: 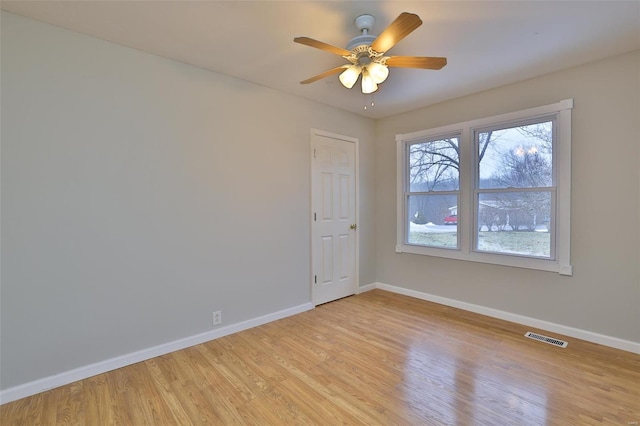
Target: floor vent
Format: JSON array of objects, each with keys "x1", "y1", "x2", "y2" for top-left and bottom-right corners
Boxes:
[{"x1": 524, "y1": 331, "x2": 568, "y2": 348}]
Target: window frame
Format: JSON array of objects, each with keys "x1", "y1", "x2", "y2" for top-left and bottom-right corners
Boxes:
[{"x1": 396, "y1": 99, "x2": 573, "y2": 275}]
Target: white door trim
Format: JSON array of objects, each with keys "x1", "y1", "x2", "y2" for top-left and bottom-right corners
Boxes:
[{"x1": 310, "y1": 128, "x2": 359, "y2": 306}]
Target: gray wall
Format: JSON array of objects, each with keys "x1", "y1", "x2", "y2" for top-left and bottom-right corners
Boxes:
[
  {"x1": 375, "y1": 50, "x2": 640, "y2": 343},
  {"x1": 0, "y1": 12, "x2": 376, "y2": 389}
]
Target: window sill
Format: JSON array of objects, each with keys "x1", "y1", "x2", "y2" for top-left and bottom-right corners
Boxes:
[{"x1": 395, "y1": 244, "x2": 573, "y2": 275}]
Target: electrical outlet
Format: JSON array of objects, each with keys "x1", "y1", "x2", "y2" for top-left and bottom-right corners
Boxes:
[{"x1": 212, "y1": 311, "x2": 222, "y2": 326}]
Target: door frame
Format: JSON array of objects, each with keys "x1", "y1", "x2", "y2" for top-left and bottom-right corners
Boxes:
[{"x1": 310, "y1": 128, "x2": 359, "y2": 306}]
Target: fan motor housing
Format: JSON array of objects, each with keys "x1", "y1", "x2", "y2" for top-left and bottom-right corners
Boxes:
[
  {"x1": 346, "y1": 14, "x2": 377, "y2": 51},
  {"x1": 345, "y1": 34, "x2": 377, "y2": 51}
]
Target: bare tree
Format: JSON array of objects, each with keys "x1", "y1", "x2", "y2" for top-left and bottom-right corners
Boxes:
[
  {"x1": 517, "y1": 123, "x2": 552, "y2": 153},
  {"x1": 409, "y1": 133, "x2": 493, "y2": 191},
  {"x1": 409, "y1": 138, "x2": 459, "y2": 191},
  {"x1": 488, "y1": 122, "x2": 553, "y2": 231},
  {"x1": 494, "y1": 147, "x2": 552, "y2": 188},
  {"x1": 409, "y1": 133, "x2": 494, "y2": 224}
]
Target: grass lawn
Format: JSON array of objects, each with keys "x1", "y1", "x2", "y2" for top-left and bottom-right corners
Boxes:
[
  {"x1": 409, "y1": 230, "x2": 550, "y2": 257},
  {"x1": 409, "y1": 232, "x2": 457, "y2": 248}
]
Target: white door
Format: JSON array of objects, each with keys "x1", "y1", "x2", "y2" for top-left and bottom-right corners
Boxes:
[{"x1": 311, "y1": 130, "x2": 358, "y2": 305}]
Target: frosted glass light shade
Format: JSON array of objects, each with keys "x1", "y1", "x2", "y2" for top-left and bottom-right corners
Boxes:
[
  {"x1": 339, "y1": 65, "x2": 361, "y2": 89},
  {"x1": 361, "y1": 69, "x2": 378, "y2": 94},
  {"x1": 367, "y1": 62, "x2": 389, "y2": 84}
]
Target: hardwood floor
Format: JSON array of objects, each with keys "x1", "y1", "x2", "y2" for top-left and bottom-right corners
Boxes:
[{"x1": 2, "y1": 289, "x2": 639, "y2": 425}]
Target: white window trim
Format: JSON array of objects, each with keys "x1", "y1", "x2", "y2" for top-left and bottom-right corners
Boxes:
[{"x1": 396, "y1": 99, "x2": 573, "y2": 275}]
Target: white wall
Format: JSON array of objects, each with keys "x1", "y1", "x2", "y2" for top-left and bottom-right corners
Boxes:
[
  {"x1": 375, "y1": 50, "x2": 640, "y2": 344},
  {"x1": 0, "y1": 12, "x2": 376, "y2": 390}
]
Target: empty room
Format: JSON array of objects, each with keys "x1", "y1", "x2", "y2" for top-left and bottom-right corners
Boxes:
[{"x1": 1, "y1": 1, "x2": 639, "y2": 424}]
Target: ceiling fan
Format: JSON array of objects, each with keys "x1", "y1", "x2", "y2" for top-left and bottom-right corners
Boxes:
[{"x1": 294, "y1": 12, "x2": 447, "y2": 94}]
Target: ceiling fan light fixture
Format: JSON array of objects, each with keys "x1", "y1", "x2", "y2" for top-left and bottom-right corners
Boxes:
[
  {"x1": 367, "y1": 61, "x2": 389, "y2": 84},
  {"x1": 295, "y1": 12, "x2": 447, "y2": 96},
  {"x1": 361, "y1": 68, "x2": 378, "y2": 94},
  {"x1": 339, "y1": 65, "x2": 361, "y2": 89}
]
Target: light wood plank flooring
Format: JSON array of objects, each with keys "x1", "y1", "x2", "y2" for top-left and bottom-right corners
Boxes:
[{"x1": 1, "y1": 289, "x2": 639, "y2": 425}]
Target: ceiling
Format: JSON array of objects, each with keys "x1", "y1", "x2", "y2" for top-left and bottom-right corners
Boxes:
[{"x1": 2, "y1": 1, "x2": 639, "y2": 119}]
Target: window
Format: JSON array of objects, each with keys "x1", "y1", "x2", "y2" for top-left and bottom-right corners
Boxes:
[
  {"x1": 406, "y1": 135, "x2": 460, "y2": 249},
  {"x1": 396, "y1": 100, "x2": 573, "y2": 275},
  {"x1": 475, "y1": 119, "x2": 554, "y2": 258}
]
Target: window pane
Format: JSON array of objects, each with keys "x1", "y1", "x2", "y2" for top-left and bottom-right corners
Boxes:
[
  {"x1": 408, "y1": 194, "x2": 458, "y2": 249},
  {"x1": 476, "y1": 192, "x2": 552, "y2": 258},
  {"x1": 478, "y1": 121, "x2": 553, "y2": 189},
  {"x1": 409, "y1": 137, "x2": 459, "y2": 192}
]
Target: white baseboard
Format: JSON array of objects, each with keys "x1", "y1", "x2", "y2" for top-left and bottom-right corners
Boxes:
[
  {"x1": 0, "y1": 302, "x2": 314, "y2": 405},
  {"x1": 372, "y1": 282, "x2": 640, "y2": 354},
  {"x1": 357, "y1": 283, "x2": 377, "y2": 294}
]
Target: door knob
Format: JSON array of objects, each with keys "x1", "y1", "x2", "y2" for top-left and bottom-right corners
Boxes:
[{"x1": 350, "y1": 224, "x2": 357, "y2": 230}]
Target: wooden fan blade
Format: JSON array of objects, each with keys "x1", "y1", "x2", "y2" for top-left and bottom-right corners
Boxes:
[
  {"x1": 294, "y1": 37, "x2": 352, "y2": 57},
  {"x1": 300, "y1": 65, "x2": 348, "y2": 84},
  {"x1": 370, "y1": 12, "x2": 422, "y2": 54},
  {"x1": 386, "y1": 56, "x2": 447, "y2": 70}
]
